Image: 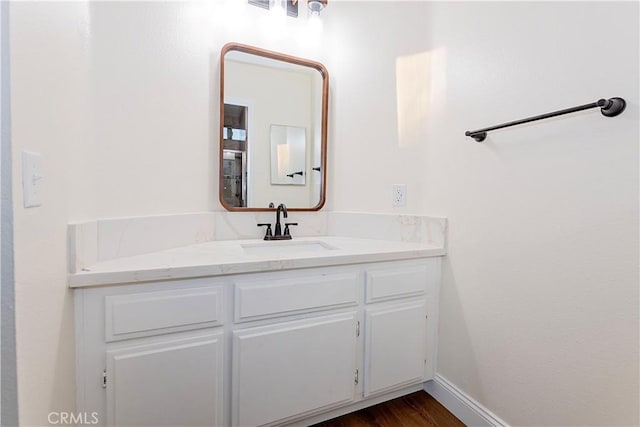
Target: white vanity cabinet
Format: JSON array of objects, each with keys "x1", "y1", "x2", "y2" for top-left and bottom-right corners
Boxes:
[
  {"x1": 75, "y1": 279, "x2": 228, "y2": 427},
  {"x1": 364, "y1": 301, "x2": 428, "y2": 397},
  {"x1": 74, "y1": 258, "x2": 440, "y2": 427},
  {"x1": 362, "y1": 263, "x2": 439, "y2": 397},
  {"x1": 105, "y1": 332, "x2": 224, "y2": 427},
  {"x1": 232, "y1": 313, "x2": 359, "y2": 426},
  {"x1": 230, "y1": 270, "x2": 361, "y2": 426}
]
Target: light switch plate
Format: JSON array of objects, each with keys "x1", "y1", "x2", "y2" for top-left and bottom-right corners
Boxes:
[{"x1": 22, "y1": 151, "x2": 42, "y2": 208}]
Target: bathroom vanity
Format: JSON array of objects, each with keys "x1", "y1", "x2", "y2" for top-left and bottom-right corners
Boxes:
[
  {"x1": 71, "y1": 236, "x2": 444, "y2": 426},
  {"x1": 70, "y1": 43, "x2": 447, "y2": 427}
]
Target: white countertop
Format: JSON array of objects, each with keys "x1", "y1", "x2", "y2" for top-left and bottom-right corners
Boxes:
[{"x1": 68, "y1": 236, "x2": 446, "y2": 288}]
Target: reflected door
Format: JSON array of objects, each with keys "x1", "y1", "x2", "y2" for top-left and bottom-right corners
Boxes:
[{"x1": 223, "y1": 103, "x2": 248, "y2": 207}]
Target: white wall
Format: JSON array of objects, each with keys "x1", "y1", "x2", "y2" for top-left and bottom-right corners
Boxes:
[
  {"x1": 87, "y1": 1, "x2": 329, "y2": 217},
  {"x1": 419, "y1": 2, "x2": 639, "y2": 426},
  {"x1": 9, "y1": 1, "x2": 638, "y2": 426},
  {"x1": 313, "y1": 1, "x2": 639, "y2": 425},
  {"x1": 322, "y1": 1, "x2": 432, "y2": 214},
  {"x1": 10, "y1": 3, "x2": 92, "y2": 425}
]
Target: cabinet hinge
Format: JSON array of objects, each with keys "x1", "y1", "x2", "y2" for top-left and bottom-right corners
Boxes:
[
  {"x1": 356, "y1": 321, "x2": 360, "y2": 337},
  {"x1": 102, "y1": 369, "x2": 107, "y2": 389},
  {"x1": 354, "y1": 369, "x2": 359, "y2": 385}
]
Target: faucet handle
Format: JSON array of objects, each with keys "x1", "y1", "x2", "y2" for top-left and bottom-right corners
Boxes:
[
  {"x1": 257, "y1": 223, "x2": 272, "y2": 239},
  {"x1": 283, "y1": 222, "x2": 298, "y2": 237}
]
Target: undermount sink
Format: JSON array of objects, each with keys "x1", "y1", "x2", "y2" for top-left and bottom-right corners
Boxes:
[{"x1": 241, "y1": 240, "x2": 338, "y2": 256}]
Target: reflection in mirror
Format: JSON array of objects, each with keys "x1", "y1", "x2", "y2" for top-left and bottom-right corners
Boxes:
[
  {"x1": 219, "y1": 43, "x2": 328, "y2": 211},
  {"x1": 222, "y1": 103, "x2": 248, "y2": 207},
  {"x1": 271, "y1": 125, "x2": 306, "y2": 186}
]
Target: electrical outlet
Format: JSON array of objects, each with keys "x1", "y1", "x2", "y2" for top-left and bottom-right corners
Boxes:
[{"x1": 392, "y1": 184, "x2": 406, "y2": 207}]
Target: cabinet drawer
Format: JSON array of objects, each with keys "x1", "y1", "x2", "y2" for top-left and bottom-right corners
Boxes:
[
  {"x1": 105, "y1": 287, "x2": 223, "y2": 342},
  {"x1": 365, "y1": 264, "x2": 428, "y2": 303},
  {"x1": 234, "y1": 272, "x2": 358, "y2": 322}
]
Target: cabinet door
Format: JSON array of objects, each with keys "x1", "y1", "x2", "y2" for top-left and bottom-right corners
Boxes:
[
  {"x1": 105, "y1": 332, "x2": 223, "y2": 427},
  {"x1": 364, "y1": 301, "x2": 427, "y2": 397},
  {"x1": 232, "y1": 313, "x2": 358, "y2": 426}
]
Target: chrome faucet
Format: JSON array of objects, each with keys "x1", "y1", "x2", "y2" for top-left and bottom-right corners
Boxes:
[{"x1": 257, "y1": 203, "x2": 297, "y2": 240}]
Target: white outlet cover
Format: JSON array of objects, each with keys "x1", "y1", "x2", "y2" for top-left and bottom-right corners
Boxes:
[{"x1": 392, "y1": 184, "x2": 406, "y2": 207}]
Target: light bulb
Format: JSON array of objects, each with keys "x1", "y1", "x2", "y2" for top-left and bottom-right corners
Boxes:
[
  {"x1": 265, "y1": 0, "x2": 286, "y2": 39},
  {"x1": 223, "y1": 0, "x2": 248, "y2": 32},
  {"x1": 270, "y1": 0, "x2": 286, "y2": 19},
  {"x1": 308, "y1": 12, "x2": 323, "y2": 36}
]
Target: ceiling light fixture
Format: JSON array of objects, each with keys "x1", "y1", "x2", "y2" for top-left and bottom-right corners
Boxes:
[
  {"x1": 307, "y1": 0, "x2": 327, "y2": 17},
  {"x1": 249, "y1": 0, "x2": 327, "y2": 19}
]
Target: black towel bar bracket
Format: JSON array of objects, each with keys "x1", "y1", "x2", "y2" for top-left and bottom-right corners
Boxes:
[{"x1": 465, "y1": 97, "x2": 626, "y2": 142}]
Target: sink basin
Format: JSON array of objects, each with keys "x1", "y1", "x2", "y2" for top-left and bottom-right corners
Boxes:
[{"x1": 241, "y1": 240, "x2": 338, "y2": 256}]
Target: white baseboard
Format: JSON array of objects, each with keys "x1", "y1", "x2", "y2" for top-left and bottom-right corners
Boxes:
[{"x1": 425, "y1": 374, "x2": 510, "y2": 427}]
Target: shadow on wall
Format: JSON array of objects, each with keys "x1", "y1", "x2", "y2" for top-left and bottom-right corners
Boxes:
[
  {"x1": 437, "y1": 255, "x2": 484, "y2": 400},
  {"x1": 49, "y1": 291, "x2": 77, "y2": 419}
]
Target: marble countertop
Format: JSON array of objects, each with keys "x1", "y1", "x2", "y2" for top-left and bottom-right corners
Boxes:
[{"x1": 68, "y1": 236, "x2": 446, "y2": 288}]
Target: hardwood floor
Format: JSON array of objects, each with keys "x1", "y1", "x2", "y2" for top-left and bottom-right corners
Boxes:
[{"x1": 310, "y1": 392, "x2": 465, "y2": 427}]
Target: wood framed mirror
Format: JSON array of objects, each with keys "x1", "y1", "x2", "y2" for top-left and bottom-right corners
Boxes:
[{"x1": 219, "y1": 43, "x2": 329, "y2": 211}]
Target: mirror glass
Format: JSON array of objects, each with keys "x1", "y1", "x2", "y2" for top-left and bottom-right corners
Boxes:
[
  {"x1": 219, "y1": 43, "x2": 328, "y2": 211},
  {"x1": 270, "y1": 125, "x2": 306, "y2": 186}
]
